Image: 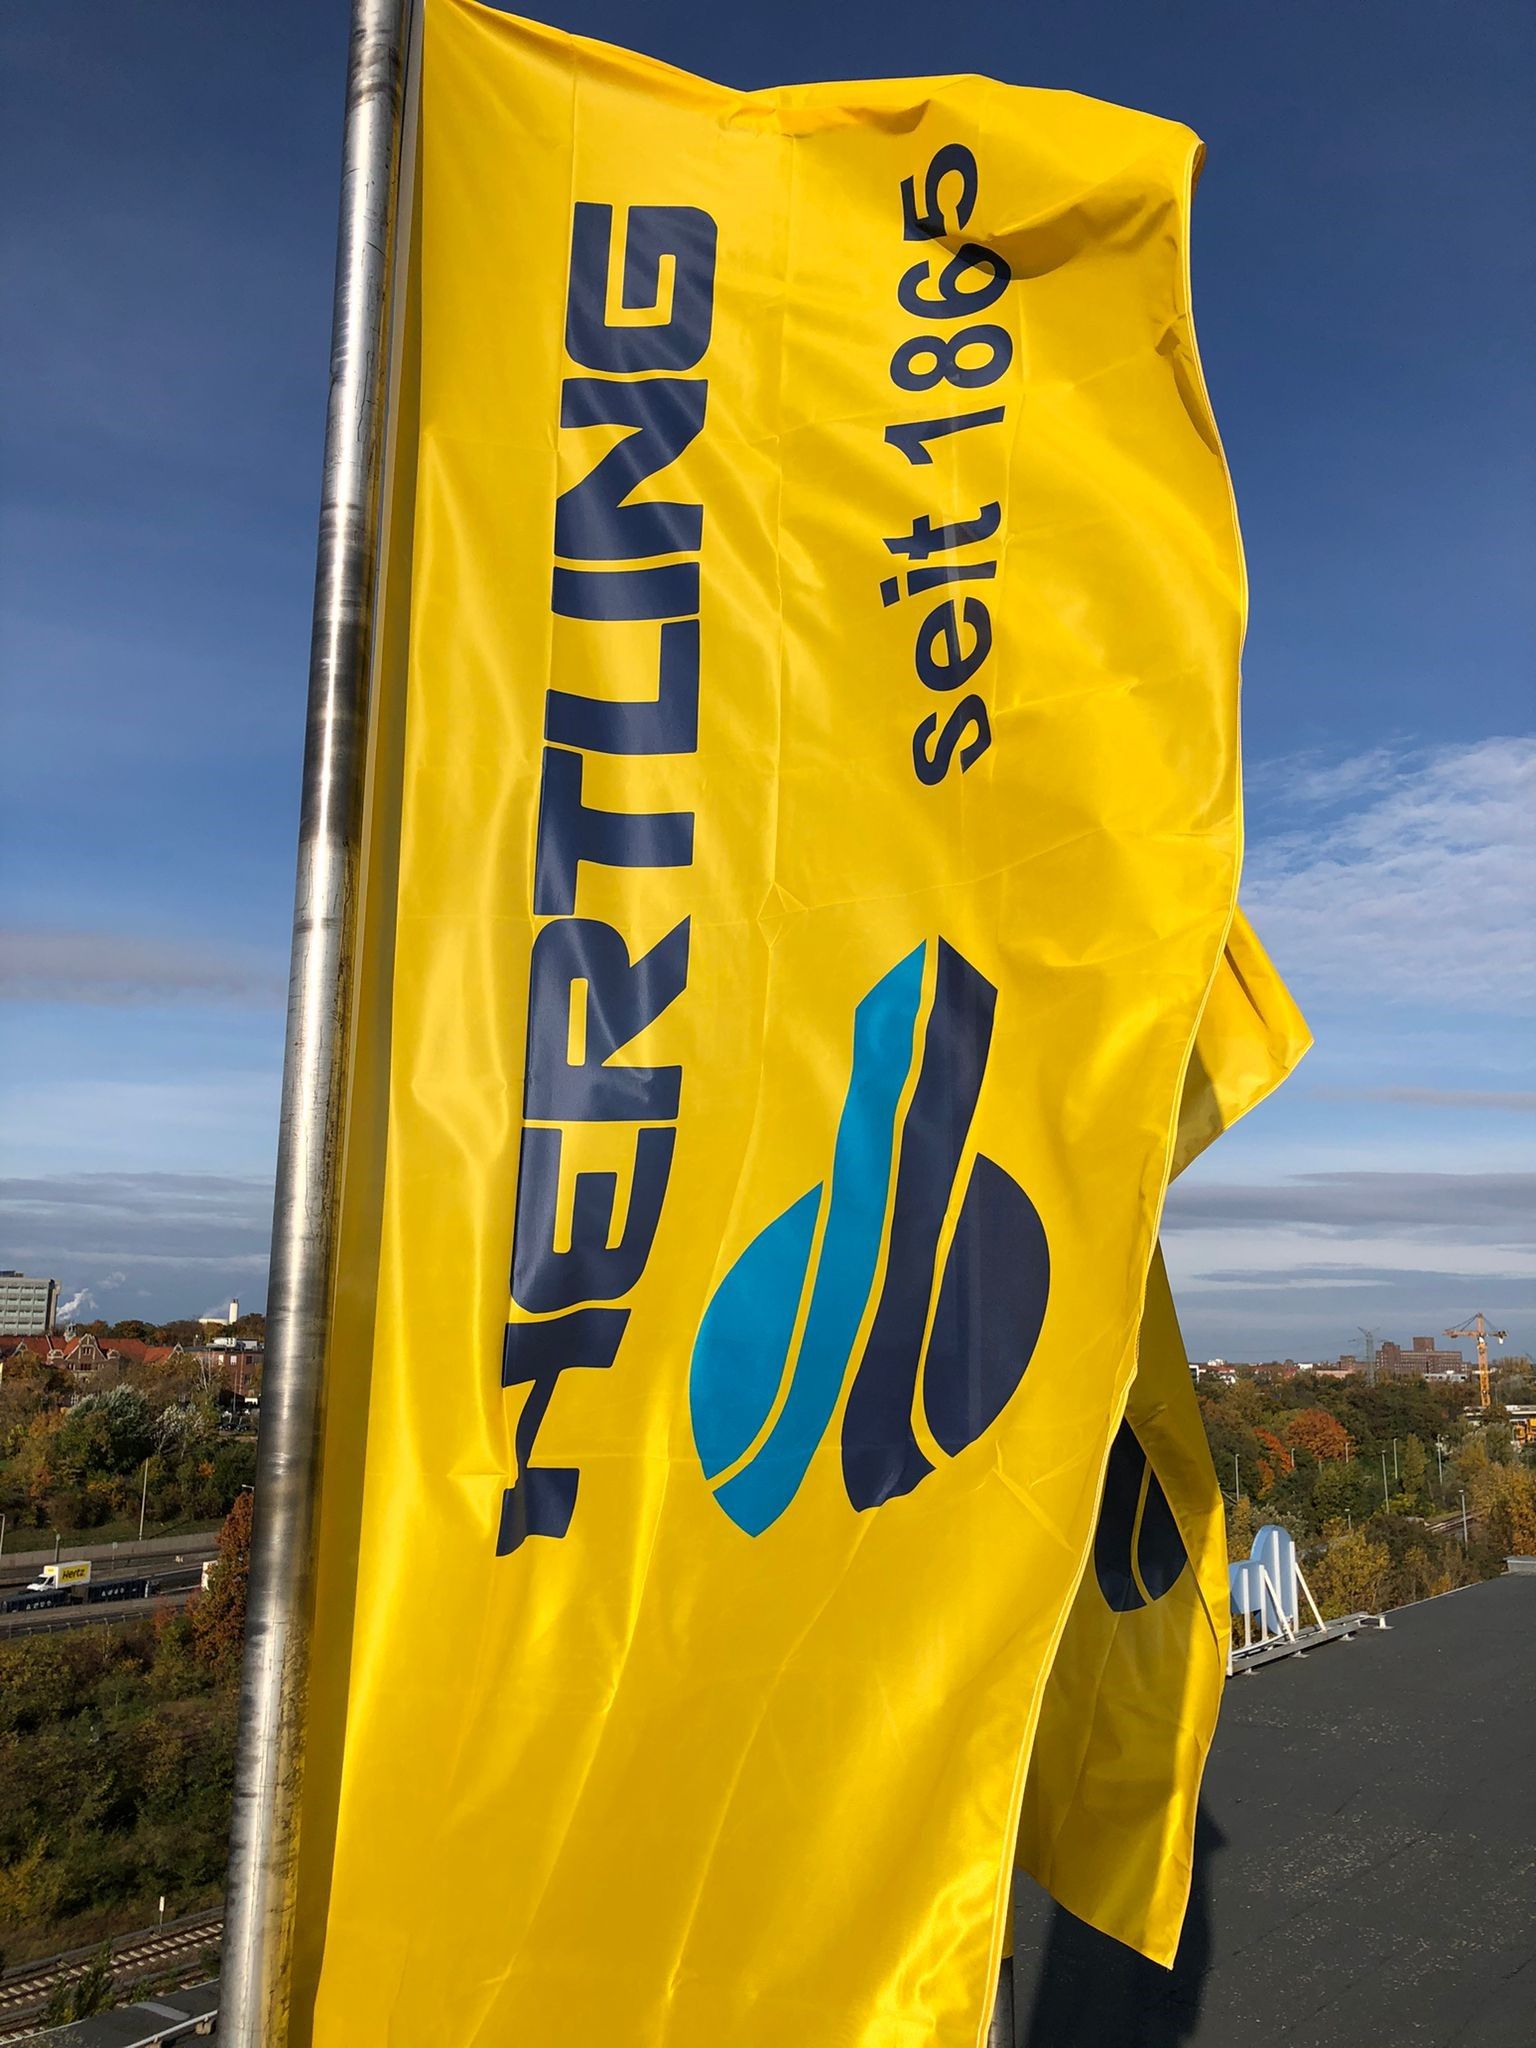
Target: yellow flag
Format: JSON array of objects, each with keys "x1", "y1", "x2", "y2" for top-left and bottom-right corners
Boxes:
[
  {"x1": 291, "y1": 4, "x2": 1247, "y2": 2040},
  {"x1": 1019, "y1": 917, "x2": 1310, "y2": 1964}
]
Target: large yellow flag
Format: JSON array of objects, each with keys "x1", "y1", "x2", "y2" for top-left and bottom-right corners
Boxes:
[
  {"x1": 1019, "y1": 914, "x2": 1310, "y2": 1966},
  {"x1": 290, "y1": 4, "x2": 1247, "y2": 2040}
]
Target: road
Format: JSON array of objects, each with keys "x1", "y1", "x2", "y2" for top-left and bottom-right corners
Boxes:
[
  {"x1": 0, "y1": 1565, "x2": 207, "y2": 1639},
  {"x1": 0, "y1": 1530, "x2": 218, "y2": 1594}
]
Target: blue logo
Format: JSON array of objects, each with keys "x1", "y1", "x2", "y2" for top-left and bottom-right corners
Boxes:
[
  {"x1": 1092, "y1": 1421, "x2": 1190, "y2": 1611},
  {"x1": 688, "y1": 938, "x2": 1050, "y2": 1534}
]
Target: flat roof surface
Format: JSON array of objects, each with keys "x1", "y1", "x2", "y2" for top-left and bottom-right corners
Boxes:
[{"x1": 1012, "y1": 1572, "x2": 1536, "y2": 2047}]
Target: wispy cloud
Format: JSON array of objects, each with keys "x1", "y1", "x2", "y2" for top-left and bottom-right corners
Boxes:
[
  {"x1": 1164, "y1": 1169, "x2": 1533, "y2": 1242},
  {"x1": 1301, "y1": 1086, "x2": 1536, "y2": 1113},
  {"x1": 0, "y1": 1174, "x2": 274, "y2": 1317},
  {"x1": 0, "y1": 930, "x2": 287, "y2": 1007},
  {"x1": 1245, "y1": 735, "x2": 1536, "y2": 1013}
]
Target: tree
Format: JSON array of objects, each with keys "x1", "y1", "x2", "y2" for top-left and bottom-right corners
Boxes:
[
  {"x1": 190, "y1": 1490, "x2": 253, "y2": 1673},
  {"x1": 1309, "y1": 1525, "x2": 1390, "y2": 1619},
  {"x1": 1226, "y1": 1493, "x2": 1257, "y2": 1562},
  {"x1": 1473, "y1": 1464, "x2": 1536, "y2": 1557},
  {"x1": 1254, "y1": 1426, "x2": 1291, "y2": 1496},
  {"x1": 1285, "y1": 1407, "x2": 1351, "y2": 1462},
  {"x1": 1401, "y1": 1434, "x2": 1429, "y2": 1505}
]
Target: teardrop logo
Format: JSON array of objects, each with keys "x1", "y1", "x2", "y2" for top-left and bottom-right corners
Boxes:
[
  {"x1": 689, "y1": 939, "x2": 1050, "y2": 1534},
  {"x1": 1092, "y1": 1420, "x2": 1190, "y2": 1611}
]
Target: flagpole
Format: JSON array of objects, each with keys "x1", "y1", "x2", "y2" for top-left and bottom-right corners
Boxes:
[{"x1": 219, "y1": 4, "x2": 414, "y2": 2042}]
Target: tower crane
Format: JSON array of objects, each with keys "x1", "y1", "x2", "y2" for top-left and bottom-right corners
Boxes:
[{"x1": 1445, "y1": 1312, "x2": 1507, "y2": 1411}]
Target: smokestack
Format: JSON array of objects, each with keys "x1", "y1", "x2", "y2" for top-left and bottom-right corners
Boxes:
[{"x1": 228, "y1": 1298, "x2": 240, "y2": 1326}]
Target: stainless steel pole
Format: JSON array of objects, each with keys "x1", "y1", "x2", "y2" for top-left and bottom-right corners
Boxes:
[{"x1": 219, "y1": 5, "x2": 413, "y2": 2041}]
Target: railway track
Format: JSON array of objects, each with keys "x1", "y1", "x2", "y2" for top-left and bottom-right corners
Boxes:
[{"x1": 0, "y1": 1913, "x2": 221, "y2": 2040}]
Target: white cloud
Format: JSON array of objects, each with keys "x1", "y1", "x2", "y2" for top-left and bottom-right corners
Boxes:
[{"x1": 1244, "y1": 735, "x2": 1536, "y2": 1014}]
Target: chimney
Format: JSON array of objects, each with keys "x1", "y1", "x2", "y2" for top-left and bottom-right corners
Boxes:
[{"x1": 228, "y1": 1298, "x2": 240, "y2": 1326}]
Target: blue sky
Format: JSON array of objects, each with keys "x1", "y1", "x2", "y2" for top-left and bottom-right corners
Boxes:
[{"x1": 1, "y1": 0, "x2": 1531, "y2": 1354}]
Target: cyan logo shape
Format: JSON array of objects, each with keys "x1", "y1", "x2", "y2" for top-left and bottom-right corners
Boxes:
[
  {"x1": 689, "y1": 938, "x2": 1050, "y2": 1535},
  {"x1": 1092, "y1": 1420, "x2": 1190, "y2": 1612}
]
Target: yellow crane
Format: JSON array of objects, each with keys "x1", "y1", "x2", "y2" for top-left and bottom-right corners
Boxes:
[{"x1": 1445, "y1": 1312, "x2": 1507, "y2": 1411}]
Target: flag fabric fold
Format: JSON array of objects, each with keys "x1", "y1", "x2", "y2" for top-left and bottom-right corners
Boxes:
[
  {"x1": 1018, "y1": 916, "x2": 1310, "y2": 1966},
  {"x1": 286, "y1": 4, "x2": 1267, "y2": 2040}
]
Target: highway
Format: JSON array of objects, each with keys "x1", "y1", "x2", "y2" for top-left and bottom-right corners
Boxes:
[
  {"x1": 0, "y1": 1535, "x2": 217, "y2": 1639},
  {"x1": 0, "y1": 1529, "x2": 218, "y2": 1594},
  {"x1": 0, "y1": 1531, "x2": 217, "y2": 1628},
  {"x1": 0, "y1": 1576, "x2": 205, "y2": 1640}
]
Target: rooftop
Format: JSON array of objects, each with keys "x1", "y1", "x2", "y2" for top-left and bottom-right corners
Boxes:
[{"x1": 1013, "y1": 1572, "x2": 1536, "y2": 2046}]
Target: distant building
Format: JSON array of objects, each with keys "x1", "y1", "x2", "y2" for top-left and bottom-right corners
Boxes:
[
  {"x1": 1506, "y1": 1406, "x2": 1536, "y2": 1449},
  {"x1": 0, "y1": 1330, "x2": 182, "y2": 1373},
  {"x1": 0, "y1": 1271, "x2": 58, "y2": 1336},
  {"x1": 1377, "y1": 1336, "x2": 1469, "y2": 1376},
  {"x1": 1335, "y1": 1336, "x2": 1468, "y2": 1378}
]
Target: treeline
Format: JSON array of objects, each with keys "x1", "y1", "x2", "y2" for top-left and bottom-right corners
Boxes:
[
  {"x1": 1203, "y1": 1372, "x2": 1536, "y2": 1617},
  {"x1": 74, "y1": 1313, "x2": 267, "y2": 1347},
  {"x1": 0, "y1": 1497, "x2": 251, "y2": 1969},
  {"x1": 0, "y1": 1355, "x2": 255, "y2": 1540}
]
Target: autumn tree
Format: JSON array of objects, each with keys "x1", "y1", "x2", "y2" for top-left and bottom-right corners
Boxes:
[
  {"x1": 1309, "y1": 1525, "x2": 1390, "y2": 1619},
  {"x1": 1254, "y1": 1426, "x2": 1291, "y2": 1496},
  {"x1": 1285, "y1": 1407, "x2": 1351, "y2": 1463},
  {"x1": 190, "y1": 1488, "x2": 254, "y2": 1673},
  {"x1": 1473, "y1": 1464, "x2": 1536, "y2": 1558}
]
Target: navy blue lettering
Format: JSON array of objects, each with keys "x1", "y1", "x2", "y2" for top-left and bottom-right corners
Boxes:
[
  {"x1": 566, "y1": 203, "x2": 717, "y2": 374},
  {"x1": 525, "y1": 917, "x2": 690, "y2": 1122},
  {"x1": 885, "y1": 502, "x2": 1001, "y2": 562},
  {"x1": 510, "y1": 1125, "x2": 677, "y2": 1315},
  {"x1": 913, "y1": 696, "x2": 992, "y2": 783},
  {"x1": 502, "y1": 196, "x2": 717, "y2": 1553},
  {"x1": 555, "y1": 378, "x2": 707, "y2": 562},
  {"x1": 532, "y1": 746, "x2": 694, "y2": 917},
  {"x1": 552, "y1": 562, "x2": 699, "y2": 621},
  {"x1": 915, "y1": 598, "x2": 993, "y2": 692},
  {"x1": 545, "y1": 619, "x2": 699, "y2": 758},
  {"x1": 497, "y1": 1309, "x2": 628, "y2": 1552}
]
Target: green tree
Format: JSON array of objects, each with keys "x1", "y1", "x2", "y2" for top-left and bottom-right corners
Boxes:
[{"x1": 1401, "y1": 1434, "x2": 1428, "y2": 1507}]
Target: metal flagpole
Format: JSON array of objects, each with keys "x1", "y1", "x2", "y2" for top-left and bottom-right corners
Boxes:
[{"x1": 219, "y1": 3, "x2": 414, "y2": 2041}]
